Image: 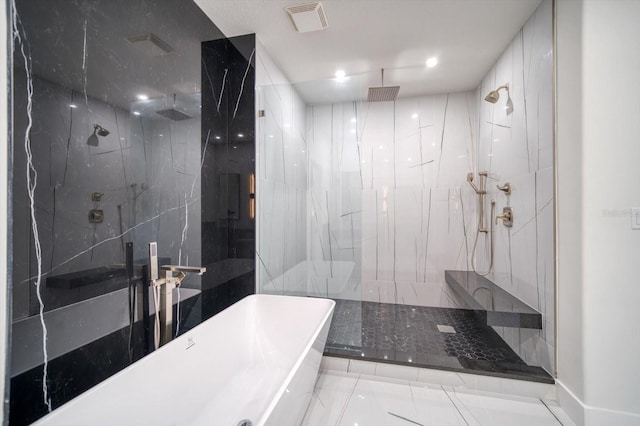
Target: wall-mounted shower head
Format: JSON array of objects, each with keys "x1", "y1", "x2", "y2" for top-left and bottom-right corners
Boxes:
[
  {"x1": 484, "y1": 83, "x2": 509, "y2": 104},
  {"x1": 87, "y1": 124, "x2": 110, "y2": 146},
  {"x1": 95, "y1": 124, "x2": 110, "y2": 137}
]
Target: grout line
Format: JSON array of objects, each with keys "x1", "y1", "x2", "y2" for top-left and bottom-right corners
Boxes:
[
  {"x1": 540, "y1": 399, "x2": 564, "y2": 425},
  {"x1": 442, "y1": 386, "x2": 470, "y2": 426},
  {"x1": 388, "y1": 411, "x2": 425, "y2": 426},
  {"x1": 336, "y1": 374, "x2": 360, "y2": 426}
]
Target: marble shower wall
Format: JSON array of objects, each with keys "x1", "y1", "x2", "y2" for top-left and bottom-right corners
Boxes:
[
  {"x1": 306, "y1": 0, "x2": 553, "y2": 373},
  {"x1": 475, "y1": 0, "x2": 554, "y2": 374},
  {"x1": 307, "y1": 94, "x2": 476, "y2": 306},
  {"x1": 255, "y1": 41, "x2": 308, "y2": 295}
]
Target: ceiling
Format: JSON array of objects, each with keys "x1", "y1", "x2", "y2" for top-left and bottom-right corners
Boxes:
[
  {"x1": 194, "y1": 0, "x2": 542, "y2": 104},
  {"x1": 17, "y1": 0, "x2": 543, "y2": 110}
]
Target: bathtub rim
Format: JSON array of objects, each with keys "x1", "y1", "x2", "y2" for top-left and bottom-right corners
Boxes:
[
  {"x1": 31, "y1": 293, "x2": 335, "y2": 425},
  {"x1": 255, "y1": 294, "x2": 335, "y2": 426}
]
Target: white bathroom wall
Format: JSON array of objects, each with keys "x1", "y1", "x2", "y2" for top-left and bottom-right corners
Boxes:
[
  {"x1": 255, "y1": 41, "x2": 308, "y2": 295},
  {"x1": 306, "y1": 0, "x2": 553, "y2": 373},
  {"x1": 557, "y1": 0, "x2": 640, "y2": 424}
]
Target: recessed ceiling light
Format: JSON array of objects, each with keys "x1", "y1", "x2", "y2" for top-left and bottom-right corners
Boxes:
[
  {"x1": 335, "y1": 69, "x2": 346, "y2": 82},
  {"x1": 133, "y1": 111, "x2": 141, "y2": 116},
  {"x1": 411, "y1": 113, "x2": 418, "y2": 119},
  {"x1": 426, "y1": 57, "x2": 438, "y2": 68},
  {"x1": 215, "y1": 135, "x2": 221, "y2": 140},
  {"x1": 137, "y1": 94, "x2": 149, "y2": 101},
  {"x1": 233, "y1": 146, "x2": 237, "y2": 149},
  {"x1": 350, "y1": 117, "x2": 357, "y2": 123},
  {"x1": 69, "y1": 104, "x2": 77, "y2": 109},
  {"x1": 238, "y1": 133, "x2": 244, "y2": 138}
]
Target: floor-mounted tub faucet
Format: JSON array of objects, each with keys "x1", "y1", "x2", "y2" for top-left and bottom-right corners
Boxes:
[{"x1": 149, "y1": 242, "x2": 206, "y2": 349}]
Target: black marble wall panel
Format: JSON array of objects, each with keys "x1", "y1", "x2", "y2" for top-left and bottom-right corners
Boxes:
[
  {"x1": 9, "y1": 0, "x2": 255, "y2": 423},
  {"x1": 200, "y1": 34, "x2": 256, "y2": 321}
]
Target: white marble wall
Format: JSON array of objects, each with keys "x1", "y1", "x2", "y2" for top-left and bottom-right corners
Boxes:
[
  {"x1": 306, "y1": 96, "x2": 475, "y2": 307},
  {"x1": 476, "y1": 0, "x2": 554, "y2": 374},
  {"x1": 255, "y1": 41, "x2": 308, "y2": 295},
  {"x1": 305, "y1": 0, "x2": 553, "y2": 373}
]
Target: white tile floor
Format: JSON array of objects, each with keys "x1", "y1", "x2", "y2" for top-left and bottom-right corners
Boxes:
[{"x1": 302, "y1": 371, "x2": 575, "y2": 426}]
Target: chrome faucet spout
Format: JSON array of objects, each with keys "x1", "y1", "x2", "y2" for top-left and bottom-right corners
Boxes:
[{"x1": 161, "y1": 265, "x2": 207, "y2": 276}]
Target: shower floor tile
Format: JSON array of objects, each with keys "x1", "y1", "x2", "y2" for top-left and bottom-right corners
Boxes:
[{"x1": 324, "y1": 299, "x2": 553, "y2": 383}]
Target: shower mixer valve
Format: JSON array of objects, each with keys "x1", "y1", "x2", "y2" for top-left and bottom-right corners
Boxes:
[{"x1": 495, "y1": 207, "x2": 513, "y2": 227}]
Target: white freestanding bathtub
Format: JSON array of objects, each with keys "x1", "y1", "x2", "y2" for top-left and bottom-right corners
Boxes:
[{"x1": 34, "y1": 294, "x2": 335, "y2": 426}]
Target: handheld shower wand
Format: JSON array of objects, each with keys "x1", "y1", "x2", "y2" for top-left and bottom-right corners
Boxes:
[{"x1": 467, "y1": 171, "x2": 495, "y2": 276}]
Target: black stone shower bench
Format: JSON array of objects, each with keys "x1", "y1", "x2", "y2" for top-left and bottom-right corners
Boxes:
[{"x1": 445, "y1": 270, "x2": 543, "y2": 329}]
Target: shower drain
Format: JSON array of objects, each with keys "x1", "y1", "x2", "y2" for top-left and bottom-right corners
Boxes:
[{"x1": 237, "y1": 420, "x2": 253, "y2": 426}]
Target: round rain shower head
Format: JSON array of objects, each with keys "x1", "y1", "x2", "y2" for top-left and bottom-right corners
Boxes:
[{"x1": 484, "y1": 83, "x2": 509, "y2": 104}]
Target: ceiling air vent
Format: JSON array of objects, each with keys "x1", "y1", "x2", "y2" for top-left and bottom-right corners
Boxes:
[
  {"x1": 285, "y1": 2, "x2": 328, "y2": 33},
  {"x1": 126, "y1": 32, "x2": 174, "y2": 56}
]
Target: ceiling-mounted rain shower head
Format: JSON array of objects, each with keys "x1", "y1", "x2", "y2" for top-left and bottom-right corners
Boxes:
[
  {"x1": 368, "y1": 68, "x2": 400, "y2": 102},
  {"x1": 484, "y1": 83, "x2": 509, "y2": 104},
  {"x1": 156, "y1": 94, "x2": 192, "y2": 121},
  {"x1": 87, "y1": 124, "x2": 110, "y2": 146}
]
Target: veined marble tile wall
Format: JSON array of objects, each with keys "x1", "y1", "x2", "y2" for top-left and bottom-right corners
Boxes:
[
  {"x1": 306, "y1": 0, "x2": 553, "y2": 373},
  {"x1": 307, "y1": 96, "x2": 475, "y2": 307},
  {"x1": 475, "y1": 0, "x2": 554, "y2": 374},
  {"x1": 255, "y1": 42, "x2": 308, "y2": 295}
]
